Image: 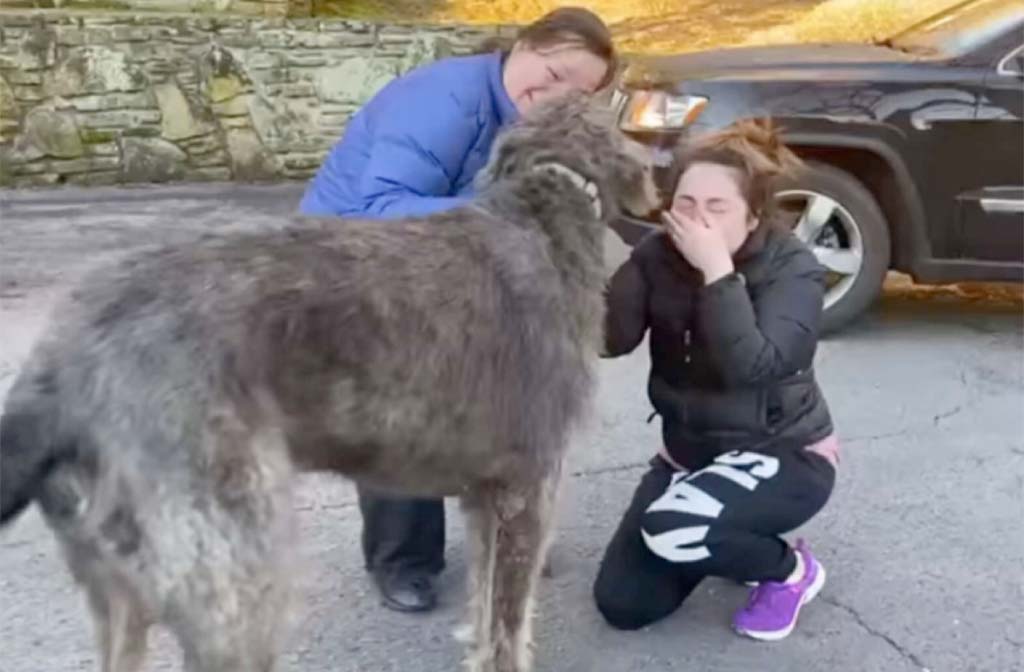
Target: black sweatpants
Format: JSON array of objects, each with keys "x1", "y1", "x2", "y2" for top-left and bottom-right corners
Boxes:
[
  {"x1": 593, "y1": 448, "x2": 834, "y2": 630},
  {"x1": 358, "y1": 487, "x2": 446, "y2": 576}
]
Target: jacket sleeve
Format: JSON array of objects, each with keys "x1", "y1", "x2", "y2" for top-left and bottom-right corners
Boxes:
[
  {"x1": 603, "y1": 254, "x2": 650, "y2": 358},
  {"x1": 698, "y1": 242, "x2": 825, "y2": 385},
  {"x1": 358, "y1": 89, "x2": 479, "y2": 219}
]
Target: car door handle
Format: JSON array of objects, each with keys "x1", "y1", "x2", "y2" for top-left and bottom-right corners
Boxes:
[{"x1": 980, "y1": 198, "x2": 1024, "y2": 214}]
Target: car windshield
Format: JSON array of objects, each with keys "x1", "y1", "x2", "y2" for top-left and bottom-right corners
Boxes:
[{"x1": 882, "y1": 0, "x2": 1024, "y2": 57}]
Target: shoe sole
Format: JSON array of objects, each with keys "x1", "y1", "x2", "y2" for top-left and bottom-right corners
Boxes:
[{"x1": 734, "y1": 562, "x2": 827, "y2": 642}]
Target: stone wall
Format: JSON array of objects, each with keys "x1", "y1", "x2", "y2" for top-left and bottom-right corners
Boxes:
[
  {"x1": 0, "y1": 12, "x2": 514, "y2": 187},
  {"x1": 2, "y1": 1, "x2": 314, "y2": 19}
]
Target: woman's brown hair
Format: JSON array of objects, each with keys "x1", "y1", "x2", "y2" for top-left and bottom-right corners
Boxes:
[
  {"x1": 478, "y1": 7, "x2": 619, "y2": 90},
  {"x1": 669, "y1": 119, "x2": 805, "y2": 225}
]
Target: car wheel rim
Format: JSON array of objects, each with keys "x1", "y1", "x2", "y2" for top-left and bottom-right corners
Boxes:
[{"x1": 775, "y1": 190, "x2": 864, "y2": 311}]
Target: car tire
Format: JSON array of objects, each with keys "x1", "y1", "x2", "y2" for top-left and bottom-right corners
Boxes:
[{"x1": 775, "y1": 161, "x2": 891, "y2": 335}]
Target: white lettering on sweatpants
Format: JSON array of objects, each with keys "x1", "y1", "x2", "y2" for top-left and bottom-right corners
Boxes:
[
  {"x1": 642, "y1": 526, "x2": 712, "y2": 562},
  {"x1": 716, "y1": 450, "x2": 781, "y2": 478},
  {"x1": 646, "y1": 473, "x2": 725, "y2": 518},
  {"x1": 642, "y1": 451, "x2": 781, "y2": 562},
  {"x1": 643, "y1": 473, "x2": 723, "y2": 562}
]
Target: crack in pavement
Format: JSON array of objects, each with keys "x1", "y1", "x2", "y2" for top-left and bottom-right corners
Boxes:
[
  {"x1": 932, "y1": 404, "x2": 963, "y2": 426},
  {"x1": 842, "y1": 429, "x2": 913, "y2": 444},
  {"x1": 571, "y1": 461, "x2": 647, "y2": 478},
  {"x1": 0, "y1": 540, "x2": 33, "y2": 550},
  {"x1": 295, "y1": 501, "x2": 358, "y2": 512},
  {"x1": 821, "y1": 596, "x2": 930, "y2": 671},
  {"x1": 846, "y1": 399, "x2": 976, "y2": 442}
]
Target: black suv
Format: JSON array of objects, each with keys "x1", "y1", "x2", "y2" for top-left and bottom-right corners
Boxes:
[{"x1": 612, "y1": 0, "x2": 1024, "y2": 333}]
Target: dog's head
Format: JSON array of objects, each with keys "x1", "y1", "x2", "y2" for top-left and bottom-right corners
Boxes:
[{"x1": 476, "y1": 94, "x2": 660, "y2": 221}]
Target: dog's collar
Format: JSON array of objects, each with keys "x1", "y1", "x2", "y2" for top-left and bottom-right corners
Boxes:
[{"x1": 532, "y1": 162, "x2": 602, "y2": 219}]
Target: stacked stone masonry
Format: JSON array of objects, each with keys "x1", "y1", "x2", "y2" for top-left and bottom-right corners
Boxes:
[
  {"x1": 0, "y1": 12, "x2": 514, "y2": 187},
  {"x1": 1, "y1": 1, "x2": 310, "y2": 19}
]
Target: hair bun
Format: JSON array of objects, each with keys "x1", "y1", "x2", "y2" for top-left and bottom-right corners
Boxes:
[
  {"x1": 671, "y1": 116, "x2": 807, "y2": 220},
  {"x1": 728, "y1": 118, "x2": 803, "y2": 177}
]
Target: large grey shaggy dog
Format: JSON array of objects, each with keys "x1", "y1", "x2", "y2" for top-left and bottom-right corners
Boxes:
[{"x1": 0, "y1": 96, "x2": 658, "y2": 672}]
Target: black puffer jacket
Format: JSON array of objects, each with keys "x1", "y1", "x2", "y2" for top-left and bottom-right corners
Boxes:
[{"x1": 604, "y1": 224, "x2": 834, "y2": 470}]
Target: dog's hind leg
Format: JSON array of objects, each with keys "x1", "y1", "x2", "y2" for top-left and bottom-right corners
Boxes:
[
  {"x1": 47, "y1": 474, "x2": 152, "y2": 672},
  {"x1": 459, "y1": 491, "x2": 500, "y2": 672},
  {"x1": 165, "y1": 419, "x2": 296, "y2": 672},
  {"x1": 168, "y1": 515, "x2": 293, "y2": 672},
  {"x1": 490, "y1": 463, "x2": 564, "y2": 672},
  {"x1": 86, "y1": 578, "x2": 150, "y2": 672},
  {"x1": 175, "y1": 584, "x2": 287, "y2": 672}
]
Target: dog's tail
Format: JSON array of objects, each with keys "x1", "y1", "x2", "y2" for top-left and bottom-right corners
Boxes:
[{"x1": 1, "y1": 366, "x2": 65, "y2": 525}]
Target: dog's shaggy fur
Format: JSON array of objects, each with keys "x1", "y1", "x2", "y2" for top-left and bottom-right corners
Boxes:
[{"x1": 0, "y1": 97, "x2": 658, "y2": 672}]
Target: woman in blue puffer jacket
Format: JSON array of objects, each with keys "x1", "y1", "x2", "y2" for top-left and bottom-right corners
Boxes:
[
  {"x1": 301, "y1": 8, "x2": 615, "y2": 219},
  {"x1": 299, "y1": 7, "x2": 618, "y2": 613}
]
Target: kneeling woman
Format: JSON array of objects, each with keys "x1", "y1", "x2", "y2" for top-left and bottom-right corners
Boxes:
[{"x1": 594, "y1": 121, "x2": 841, "y2": 641}]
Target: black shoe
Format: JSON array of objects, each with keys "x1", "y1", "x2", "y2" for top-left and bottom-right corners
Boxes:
[{"x1": 372, "y1": 570, "x2": 438, "y2": 613}]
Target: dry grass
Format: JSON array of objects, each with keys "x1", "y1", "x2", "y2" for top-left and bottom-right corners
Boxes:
[
  {"x1": 312, "y1": 0, "x2": 967, "y2": 53},
  {"x1": 432, "y1": 0, "x2": 966, "y2": 53},
  {"x1": 739, "y1": 0, "x2": 963, "y2": 47}
]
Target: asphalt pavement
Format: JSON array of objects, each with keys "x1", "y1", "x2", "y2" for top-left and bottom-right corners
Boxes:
[{"x1": 1, "y1": 183, "x2": 1021, "y2": 672}]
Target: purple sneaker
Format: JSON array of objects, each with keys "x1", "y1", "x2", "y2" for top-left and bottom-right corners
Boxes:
[{"x1": 733, "y1": 540, "x2": 826, "y2": 641}]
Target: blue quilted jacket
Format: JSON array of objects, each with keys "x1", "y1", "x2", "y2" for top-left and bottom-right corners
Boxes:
[{"x1": 299, "y1": 51, "x2": 519, "y2": 219}]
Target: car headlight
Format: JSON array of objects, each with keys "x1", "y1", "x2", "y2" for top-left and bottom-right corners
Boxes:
[{"x1": 619, "y1": 91, "x2": 708, "y2": 132}]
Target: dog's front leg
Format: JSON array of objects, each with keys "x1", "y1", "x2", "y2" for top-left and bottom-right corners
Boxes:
[
  {"x1": 491, "y1": 461, "x2": 563, "y2": 672},
  {"x1": 459, "y1": 492, "x2": 500, "y2": 672}
]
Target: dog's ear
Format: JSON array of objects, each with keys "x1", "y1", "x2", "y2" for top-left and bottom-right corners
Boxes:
[
  {"x1": 612, "y1": 136, "x2": 661, "y2": 217},
  {"x1": 475, "y1": 124, "x2": 533, "y2": 191},
  {"x1": 476, "y1": 93, "x2": 623, "y2": 193},
  {"x1": 520, "y1": 93, "x2": 611, "y2": 134},
  {"x1": 578, "y1": 100, "x2": 617, "y2": 134}
]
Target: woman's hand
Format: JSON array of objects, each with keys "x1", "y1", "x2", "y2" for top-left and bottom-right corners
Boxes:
[{"x1": 663, "y1": 210, "x2": 735, "y2": 285}]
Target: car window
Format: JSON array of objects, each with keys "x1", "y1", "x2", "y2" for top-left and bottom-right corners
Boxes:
[{"x1": 997, "y1": 44, "x2": 1024, "y2": 76}]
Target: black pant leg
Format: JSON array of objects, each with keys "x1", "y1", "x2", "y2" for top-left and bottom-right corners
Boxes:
[
  {"x1": 641, "y1": 448, "x2": 835, "y2": 584},
  {"x1": 358, "y1": 486, "x2": 446, "y2": 576},
  {"x1": 593, "y1": 458, "x2": 708, "y2": 630}
]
